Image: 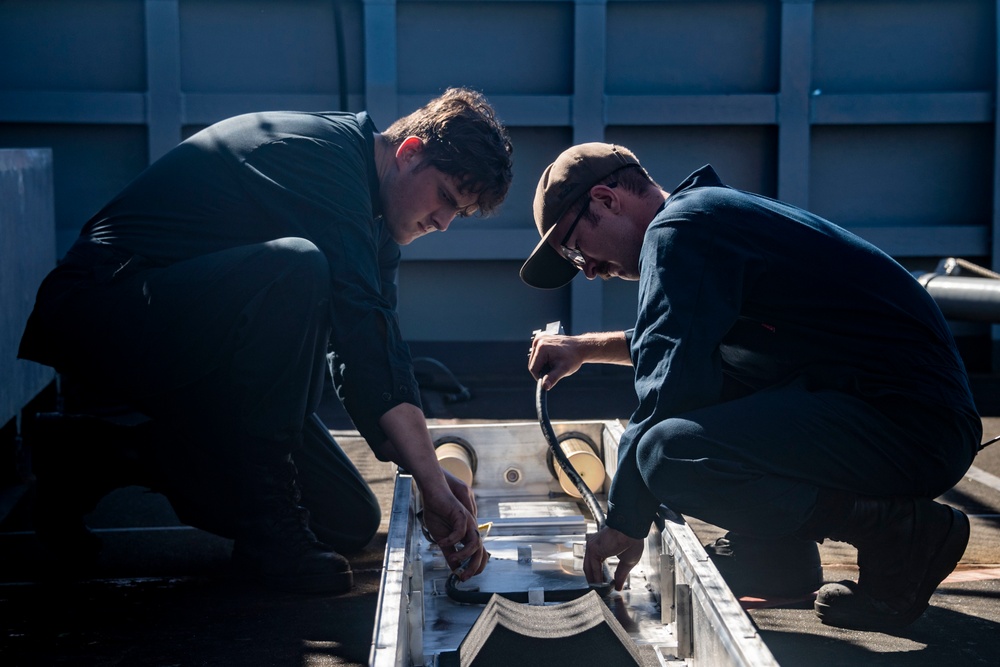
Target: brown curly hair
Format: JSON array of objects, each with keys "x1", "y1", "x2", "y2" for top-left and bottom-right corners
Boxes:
[{"x1": 382, "y1": 87, "x2": 514, "y2": 216}]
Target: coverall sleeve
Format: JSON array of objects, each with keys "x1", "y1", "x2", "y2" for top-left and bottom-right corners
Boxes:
[
  {"x1": 605, "y1": 211, "x2": 750, "y2": 538},
  {"x1": 240, "y1": 136, "x2": 420, "y2": 447}
]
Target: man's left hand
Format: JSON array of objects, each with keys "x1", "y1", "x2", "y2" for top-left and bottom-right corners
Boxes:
[{"x1": 584, "y1": 526, "x2": 644, "y2": 591}]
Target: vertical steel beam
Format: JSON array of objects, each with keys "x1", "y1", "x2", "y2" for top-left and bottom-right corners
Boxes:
[
  {"x1": 144, "y1": 0, "x2": 183, "y2": 163},
  {"x1": 1, "y1": 149, "x2": 56, "y2": 427},
  {"x1": 570, "y1": 0, "x2": 608, "y2": 334},
  {"x1": 572, "y1": 0, "x2": 607, "y2": 145},
  {"x1": 777, "y1": 0, "x2": 814, "y2": 208},
  {"x1": 992, "y1": 0, "x2": 1000, "y2": 371},
  {"x1": 364, "y1": 0, "x2": 398, "y2": 126}
]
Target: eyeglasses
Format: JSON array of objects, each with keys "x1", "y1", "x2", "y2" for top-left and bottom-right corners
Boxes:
[
  {"x1": 558, "y1": 199, "x2": 591, "y2": 269},
  {"x1": 558, "y1": 181, "x2": 616, "y2": 270}
]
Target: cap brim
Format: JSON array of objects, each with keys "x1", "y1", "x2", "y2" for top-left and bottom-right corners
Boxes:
[{"x1": 519, "y1": 229, "x2": 580, "y2": 289}]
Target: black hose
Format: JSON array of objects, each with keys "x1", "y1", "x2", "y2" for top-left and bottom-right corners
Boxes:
[{"x1": 536, "y1": 378, "x2": 607, "y2": 530}]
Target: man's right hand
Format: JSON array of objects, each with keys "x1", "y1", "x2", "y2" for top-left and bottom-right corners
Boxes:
[
  {"x1": 528, "y1": 331, "x2": 632, "y2": 389},
  {"x1": 528, "y1": 334, "x2": 586, "y2": 389}
]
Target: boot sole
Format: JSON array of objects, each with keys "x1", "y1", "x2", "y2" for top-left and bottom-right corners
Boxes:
[{"x1": 815, "y1": 503, "x2": 970, "y2": 631}]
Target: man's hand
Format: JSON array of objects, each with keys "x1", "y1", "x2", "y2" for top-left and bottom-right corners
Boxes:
[
  {"x1": 442, "y1": 468, "x2": 477, "y2": 518},
  {"x1": 378, "y1": 403, "x2": 489, "y2": 580},
  {"x1": 420, "y1": 484, "x2": 489, "y2": 580},
  {"x1": 528, "y1": 331, "x2": 632, "y2": 390},
  {"x1": 528, "y1": 334, "x2": 586, "y2": 389},
  {"x1": 584, "y1": 526, "x2": 644, "y2": 591}
]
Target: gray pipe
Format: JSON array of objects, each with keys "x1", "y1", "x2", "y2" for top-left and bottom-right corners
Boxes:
[{"x1": 915, "y1": 272, "x2": 1000, "y2": 322}]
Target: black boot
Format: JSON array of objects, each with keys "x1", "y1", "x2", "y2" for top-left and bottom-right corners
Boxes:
[
  {"x1": 705, "y1": 532, "x2": 822, "y2": 600},
  {"x1": 814, "y1": 496, "x2": 969, "y2": 631},
  {"x1": 230, "y1": 455, "x2": 353, "y2": 595},
  {"x1": 32, "y1": 414, "x2": 156, "y2": 569}
]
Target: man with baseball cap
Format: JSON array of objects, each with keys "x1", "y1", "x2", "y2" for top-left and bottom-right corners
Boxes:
[{"x1": 522, "y1": 142, "x2": 981, "y2": 631}]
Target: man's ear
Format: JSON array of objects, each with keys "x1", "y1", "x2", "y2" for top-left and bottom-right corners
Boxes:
[
  {"x1": 395, "y1": 136, "x2": 425, "y2": 165},
  {"x1": 591, "y1": 183, "x2": 621, "y2": 213}
]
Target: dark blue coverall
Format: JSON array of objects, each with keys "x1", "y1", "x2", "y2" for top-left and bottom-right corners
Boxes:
[{"x1": 604, "y1": 166, "x2": 982, "y2": 541}]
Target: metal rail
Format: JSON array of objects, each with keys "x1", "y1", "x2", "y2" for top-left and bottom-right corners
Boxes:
[{"x1": 369, "y1": 421, "x2": 780, "y2": 667}]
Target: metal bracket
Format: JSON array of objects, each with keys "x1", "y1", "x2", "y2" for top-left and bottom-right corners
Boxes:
[
  {"x1": 675, "y1": 583, "x2": 693, "y2": 660},
  {"x1": 660, "y1": 551, "x2": 676, "y2": 625}
]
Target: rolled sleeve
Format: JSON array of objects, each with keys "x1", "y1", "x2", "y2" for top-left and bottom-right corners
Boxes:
[
  {"x1": 334, "y1": 308, "x2": 422, "y2": 447},
  {"x1": 328, "y1": 225, "x2": 422, "y2": 448}
]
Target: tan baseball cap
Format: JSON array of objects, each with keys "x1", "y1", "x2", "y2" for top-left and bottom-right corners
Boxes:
[{"x1": 519, "y1": 143, "x2": 642, "y2": 289}]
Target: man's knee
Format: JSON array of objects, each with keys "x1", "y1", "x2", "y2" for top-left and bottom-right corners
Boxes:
[
  {"x1": 343, "y1": 501, "x2": 382, "y2": 552},
  {"x1": 237, "y1": 238, "x2": 331, "y2": 333},
  {"x1": 636, "y1": 417, "x2": 704, "y2": 475},
  {"x1": 264, "y1": 238, "x2": 330, "y2": 287},
  {"x1": 310, "y1": 495, "x2": 381, "y2": 553}
]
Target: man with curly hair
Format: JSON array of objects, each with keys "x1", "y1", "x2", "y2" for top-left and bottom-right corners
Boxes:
[{"x1": 20, "y1": 88, "x2": 512, "y2": 594}]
